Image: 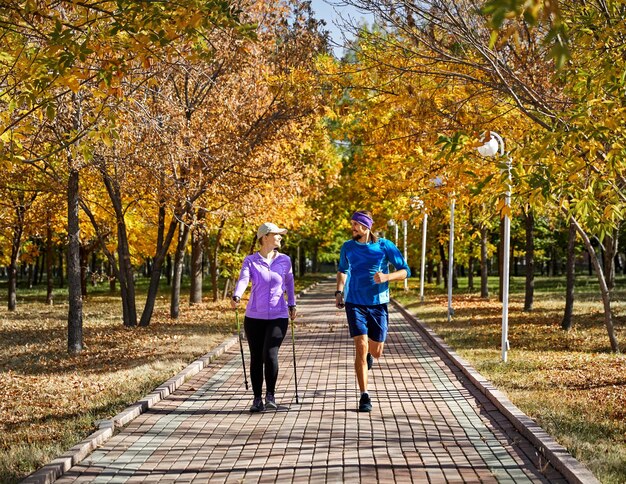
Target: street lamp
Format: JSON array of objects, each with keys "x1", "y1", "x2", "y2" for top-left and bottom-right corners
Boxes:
[
  {"x1": 477, "y1": 131, "x2": 511, "y2": 362},
  {"x1": 420, "y1": 212, "x2": 427, "y2": 302},
  {"x1": 447, "y1": 197, "x2": 455, "y2": 321},
  {"x1": 402, "y1": 220, "x2": 408, "y2": 291},
  {"x1": 431, "y1": 177, "x2": 454, "y2": 320},
  {"x1": 411, "y1": 197, "x2": 428, "y2": 303}
]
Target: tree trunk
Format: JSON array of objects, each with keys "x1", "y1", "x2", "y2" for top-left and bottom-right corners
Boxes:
[
  {"x1": 166, "y1": 254, "x2": 172, "y2": 286},
  {"x1": 467, "y1": 210, "x2": 474, "y2": 291},
  {"x1": 480, "y1": 225, "x2": 489, "y2": 298},
  {"x1": 189, "y1": 209, "x2": 207, "y2": 305},
  {"x1": 523, "y1": 209, "x2": 535, "y2": 311},
  {"x1": 299, "y1": 245, "x2": 306, "y2": 277},
  {"x1": 98, "y1": 171, "x2": 138, "y2": 326},
  {"x1": 562, "y1": 220, "x2": 577, "y2": 330},
  {"x1": 603, "y1": 231, "x2": 618, "y2": 291},
  {"x1": 170, "y1": 221, "x2": 191, "y2": 319},
  {"x1": 67, "y1": 167, "x2": 83, "y2": 354},
  {"x1": 427, "y1": 258, "x2": 433, "y2": 284},
  {"x1": 139, "y1": 205, "x2": 178, "y2": 326},
  {"x1": 189, "y1": 227, "x2": 204, "y2": 305},
  {"x1": 46, "y1": 216, "x2": 54, "y2": 305},
  {"x1": 118, "y1": 219, "x2": 137, "y2": 325},
  {"x1": 80, "y1": 244, "x2": 88, "y2": 297},
  {"x1": 7, "y1": 227, "x2": 22, "y2": 311},
  {"x1": 7, "y1": 195, "x2": 28, "y2": 310},
  {"x1": 439, "y1": 242, "x2": 447, "y2": 289},
  {"x1": 568, "y1": 214, "x2": 619, "y2": 352},
  {"x1": 551, "y1": 246, "x2": 559, "y2": 276}
]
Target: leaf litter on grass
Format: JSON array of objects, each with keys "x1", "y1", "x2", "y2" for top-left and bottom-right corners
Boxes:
[{"x1": 0, "y1": 297, "x2": 234, "y2": 482}]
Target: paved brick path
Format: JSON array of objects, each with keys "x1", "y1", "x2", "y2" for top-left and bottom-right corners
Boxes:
[{"x1": 40, "y1": 279, "x2": 595, "y2": 483}]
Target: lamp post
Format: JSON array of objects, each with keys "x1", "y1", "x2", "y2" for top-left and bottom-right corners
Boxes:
[
  {"x1": 477, "y1": 131, "x2": 511, "y2": 362},
  {"x1": 420, "y1": 212, "x2": 427, "y2": 302},
  {"x1": 431, "y1": 177, "x2": 454, "y2": 320},
  {"x1": 402, "y1": 220, "x2": 408, "y2": 291},
  {"x1": 409, "y1": 196, "x2": 428, "y2": 295},
  {"x1": 411, "y1": 197, "x2": 428, "y2": 303},
  {"x1": 386, "y1": 219, "x2": 395, "y2": 284},
  {"x1": 447, "y1": 197, "x2": 455, "y2": 322}
]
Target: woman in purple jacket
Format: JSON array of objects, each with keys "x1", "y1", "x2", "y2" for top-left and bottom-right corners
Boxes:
[{"x1": 231, "y1": 222, "x2": 297, "y2": 412}]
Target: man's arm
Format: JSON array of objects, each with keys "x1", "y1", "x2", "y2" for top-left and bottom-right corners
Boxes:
[
  {"x1": 336, "y1": 271, "x2": 346, "y2": 292},
  {"x1": 375, "y1": 239, "x2": 410, "y2": 284},
  {"x1": 336, "y1": 271, "x2": 347, "y2": 308},
  {"x1": 374, "y1": 268, "x2": 407, "y2": 284}
]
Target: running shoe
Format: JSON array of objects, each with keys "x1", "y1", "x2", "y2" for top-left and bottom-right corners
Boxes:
[
  {"x1": 265, "y1": 393, "x2": 278, "y2": 410},
  {"x1": 366, "y1": 352, "x2": 374, "y2": 370},
  {"x1": 359, "y1": 392, "x2": 372, "y2": 412},
  {"x1": 250, "y1": 396, "x2": 264, "y2": 413}
]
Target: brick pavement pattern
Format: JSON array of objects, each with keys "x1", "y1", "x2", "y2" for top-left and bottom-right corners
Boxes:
[{"x1": 53, "y1": 280, "x2": 571, "y2": 483}]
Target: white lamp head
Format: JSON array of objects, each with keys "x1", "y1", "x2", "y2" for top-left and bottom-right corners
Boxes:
[
  {"x1": 387, "y1": 219, "x2": 395, "y2": 227},
  {"x1": 477, "y1": 136, "x2": 500, "y2": 157},
  {"x1": 477, "y1": 132, "x2": 504, "y2": 157}
]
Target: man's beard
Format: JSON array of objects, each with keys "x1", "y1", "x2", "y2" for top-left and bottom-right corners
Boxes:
[{"x1": 352, "y1": 234, "x2": 366, "y2": 242}]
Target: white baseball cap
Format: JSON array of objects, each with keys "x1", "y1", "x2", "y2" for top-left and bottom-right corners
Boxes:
[{"x1": 257, "y1": 222, "x2": 288, "y2": 239}]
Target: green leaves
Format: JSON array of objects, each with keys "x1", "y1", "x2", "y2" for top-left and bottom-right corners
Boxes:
[{"x1": 435, "y1": 133, "x2": 470, "y2": 159}]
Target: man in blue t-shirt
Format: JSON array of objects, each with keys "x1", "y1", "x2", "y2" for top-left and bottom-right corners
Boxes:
[{"x1": 335, "y1": 210, "x2": 410, "y2": 412}]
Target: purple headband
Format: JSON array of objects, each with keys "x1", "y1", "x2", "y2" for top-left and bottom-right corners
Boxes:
[{"x1": 351, "y1": 211, "x2": 373, "y2": 230}]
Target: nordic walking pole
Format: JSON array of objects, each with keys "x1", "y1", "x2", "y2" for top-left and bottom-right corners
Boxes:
[
  {"x1": 235, "y1": 308, "x2": 248, "y2": 390},
  {"x1": 290, "y1": 314, "x2": 299, "y2": 404}
]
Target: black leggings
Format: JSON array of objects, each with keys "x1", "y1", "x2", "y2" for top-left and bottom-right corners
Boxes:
[{"x1": 244, "y1": 316, "x2": 289, "y2": 398}]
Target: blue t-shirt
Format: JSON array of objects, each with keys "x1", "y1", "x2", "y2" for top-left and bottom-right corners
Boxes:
[{"x1": 338, "y1": 238, "x2": 410, "y2": 306}]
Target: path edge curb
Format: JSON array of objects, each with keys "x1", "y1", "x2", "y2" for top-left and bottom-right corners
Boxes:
[
  {"x1": 21, "y1": 336, "x2": 239, "y2": 484},
  {"x1": 391, "y1": 299, "x2": 600, "y2": 484},
  {"x1": 21, "y1": 278, "x2": 324, "y2": 484}
]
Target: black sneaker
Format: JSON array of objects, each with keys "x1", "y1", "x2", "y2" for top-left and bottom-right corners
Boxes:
[
  {"x1": 366, "y1": 353, "x2": 374, "y2": 370},
  {"x1": 265, "y1": 393, "x2": 278, "y2": 410},
  {"x1": 359, "y1": 393, "x2": 372, "y2": 412},
  {"x1": 250, "y1": 396, "x2": 264, "y2": 413}
]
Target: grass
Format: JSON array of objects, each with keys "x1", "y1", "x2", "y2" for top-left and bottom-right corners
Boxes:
[
  {"x1": 393, "y1": 274, "x2": 626, "y2": 484},
  {"x1": 0, "y1": 274, "x2": 328, "y2": 484}
]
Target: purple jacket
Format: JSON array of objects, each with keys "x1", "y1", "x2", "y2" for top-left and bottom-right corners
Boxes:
[{"x1": 233, "y1": 252, "x2": 296, "y2": 319}]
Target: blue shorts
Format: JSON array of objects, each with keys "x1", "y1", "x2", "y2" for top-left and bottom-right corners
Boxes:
[{"x1": 345, "y1": 302, "x2": 388, "y2": 343}]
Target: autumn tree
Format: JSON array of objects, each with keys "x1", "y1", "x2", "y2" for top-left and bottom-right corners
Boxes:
[
  {"x1": 1, "y1": 1, "x2": 249, "y2": 350},
  {"x1": 328, "y1": 0, "x2": 625, "y2": 351}
]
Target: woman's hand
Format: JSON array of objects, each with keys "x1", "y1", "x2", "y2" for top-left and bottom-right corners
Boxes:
[
  {"x1": 289, "y1": 306, "x2": 297, "y2": 320},
  {"x1": 231, "y1": 296, "x2": 240, "y2": 309}
]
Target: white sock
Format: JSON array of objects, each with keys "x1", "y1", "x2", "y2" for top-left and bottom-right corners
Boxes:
[{"x1": 361, "y1": 391, "x2": 368, "y2": 396}]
